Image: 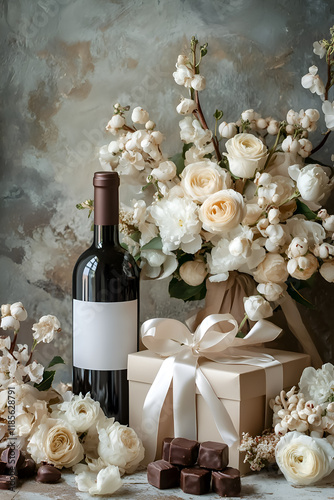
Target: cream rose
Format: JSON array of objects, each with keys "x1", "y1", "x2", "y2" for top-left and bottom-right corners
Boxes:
[
  {"x1": 179, "y1": 259, "x2": 207, "y2": 286},
  {"x1": 97, "y1": 420, "x2": 145, "y2": 475},
  {"x1": 276, "y1": 432, "x2": 334, "y2": 486},
  {"x1": 180, "y1": 160, "x2": 232, "y2": 203},
  {"x1": 253, "y1": 253, "x2": 288, "y2": 284},
  {"x1": 199, "y1": 189, "x2": 245, "y2": 233},
  {"x1": 27, "y1": 416, "x2": 84, "y2": 468},
  {"x1": 287, "y1": 254, "x2": 319, "y2": 280},
  {"x1": 243, "y1": 295, "x2": 273, "y2": 321},
  {"x1": 51, "y1": 393, "x2": 104, "y2": 434},
  {"x1": 224, "y1": 133, "x2": 268, "y2": 179}
]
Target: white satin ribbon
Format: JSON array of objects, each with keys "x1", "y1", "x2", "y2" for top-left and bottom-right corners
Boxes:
[{"x1": 140, "y1": 314, "x2": 283, "y2": 463}]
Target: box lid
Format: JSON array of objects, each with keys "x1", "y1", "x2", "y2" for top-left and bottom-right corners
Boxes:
[{"x1": 128, "y1": 348, "x2": 310, "y2": 401}]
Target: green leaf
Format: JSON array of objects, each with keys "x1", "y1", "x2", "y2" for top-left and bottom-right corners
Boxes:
[
  {"x1": 200, "y1": 43, "x2": 208, "y2": 57},
  {"x1": 302, "y1": 156, "x2": 328, "y2": 167},
  {"x1": 214, "y1": 109, "x2": 223, "y2": 121},
  {"x1": 47, "y1": 356, "x2": 65, "y2": 369},
  {"x1": 170, "y1": 152, "x2": 185, "y2": 176},
  {"x1": 34, "y1": 370, "x2": 56, "y2": 391},
  {"x1": 141, "y1": 236, "x2": 163, "y2": 251},
  {"x1": 169, "y1": 277, "x2": 207, "y2": 302},
  {"x1": 295, "y1": 199, "x2": 317, "y2": 220},
  {"x1": 287, "y1": 282, "x2": 315, "y2": 309},
  {"x1": 130, "y1": 231, "x2": 141, "y2": 242}
]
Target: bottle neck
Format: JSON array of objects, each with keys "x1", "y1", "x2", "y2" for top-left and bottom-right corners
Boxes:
[{"x1": 93, "y1": 225, "x2": 120, "y2": 247}]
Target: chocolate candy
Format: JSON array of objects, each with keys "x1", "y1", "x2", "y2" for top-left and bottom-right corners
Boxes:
[
  {"x1": 169, "y1": 438, "x2": 199, "y2": 466},
  {"x1": 36, "y1": 464, "x2": 61, "y2": 483},
  {"x1": 212, "y1": 467, "x2": 241, "y2": 497},
  {"x1": 162, "y1": 437, "x2": 173, "y2": 461},
  {"x1": 0, "y1": 461, "x2": 7, "y2": 474},
  {"x1": 1, "y1": 448, "x2": 25, "y2": 470},
  {"x1": 0, "y1": 474, "x2": 17, "y2": 490},
  {"x1": 180, "y1": 467, "x2": 211, "y2": 495},
  {"x1": 198, "y1": 441, "x2": 229, "y2": 470},
  {"x1": 18, "y1": 458, "x2": 36, "y2": 478},
  {"x1": 147, "y1": 460, "x2": 179, "y2": 489}
]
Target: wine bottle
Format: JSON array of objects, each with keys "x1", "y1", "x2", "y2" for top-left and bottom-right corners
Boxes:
[{"x1": 72, "y1": 171, "x2": 139, "y2": 424}]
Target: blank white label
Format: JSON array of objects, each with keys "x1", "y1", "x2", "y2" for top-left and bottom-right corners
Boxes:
[{"x1": 73, "y1": 299, "x2": 138, "y2": 370}]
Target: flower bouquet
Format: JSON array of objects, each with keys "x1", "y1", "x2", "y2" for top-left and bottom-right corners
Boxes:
[
  {"x1": 77, "y1": 28, "x2": 334, "y2": 364},
  {"x1": 0, "y1": 302, "x2": 144, "y2": 496}
]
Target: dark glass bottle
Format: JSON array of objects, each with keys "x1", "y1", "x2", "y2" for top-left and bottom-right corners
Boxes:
[{"x1": 72, "y1": 171, "x2": 139, "y2": 424}]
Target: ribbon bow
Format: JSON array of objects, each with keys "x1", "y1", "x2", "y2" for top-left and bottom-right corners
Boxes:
[{"x1": 140, "y1": 314, "x2": 282, "y2": 463}]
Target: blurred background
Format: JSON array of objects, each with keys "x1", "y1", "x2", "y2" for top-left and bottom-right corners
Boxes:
[{"x1": 0, "y1": 0, "x2": 333, "y2": 381}]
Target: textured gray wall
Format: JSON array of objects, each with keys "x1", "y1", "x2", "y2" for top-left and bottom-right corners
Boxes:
[{"x1": 0, "y1": 0, "x2": 333, "y2": 379}]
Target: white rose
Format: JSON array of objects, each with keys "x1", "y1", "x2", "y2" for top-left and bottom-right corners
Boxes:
[
  {"x1": 243, "y1": 295, "x2": 273, "y2": 321},
  {"x1": 287, "y1": 237, "x2": 308, "y2": 258},
  {"x1": 1, "y1": 315, "x2": 20, "y2": 331},
  {"x1": 257, "y1": 282, "x2": 286, "y2": 302},
  {"x1": 199, "y1": 189, "x2": 246, "y2": 233},
  {"x1": 253, "y1": 253, "x2": 288, "y2": 284},
  {"x1": 32, "y1": 315, "x2": 61, "y2": 344},
  {"x1": 131, "y1": 107, "x2": 149, "y2": 124},
  {"x1": 97, "y1": 420, "x2": 145, "y2": 475},
  {"x1": 287, "y1": 254, "x2": 318, "y2": 280},
  {"x1": 75, "y1": 465, "x2": 123, "y2": 496},
  {"x1": 224, "y1": 133, "x2": 268, "y2": 179},
  {"x1": 27, "y1": 415, "x2": 84, "y2": 468},
  {"x1": 289, "y1": 164, "x2": 331, "y2": 203},
  {"x1": 180, "y1": 161, "x2": 231, "y2": 203},
  {"x1": 151, "y1": 161, "x2": 177, "y2": 182},
  {"x1": 179, "y1": 259, "x2": 207, "y2": 287},
  {"x1": 276, "y1": 432, "x2": 334, "y2": 486},
  {"x1": 10, "y1": 302, "x2": 28, "y2": 321},
  {"x1": 176, "y1": 98, "x2": 197, "y2": 115},
  {"x1": 320, "y1": 261, "x2": 334, "y2": 282},
  {"x1": 218, "y1": 121, "x2": 237, "y2": 139},
  {"x1": 51, "y1": 393, "x2": 104, "y2": 434}
]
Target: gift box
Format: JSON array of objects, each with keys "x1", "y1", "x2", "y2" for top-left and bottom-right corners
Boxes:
[{"x1": 128, "y1": 347, "x2": 310, "y2": 474}]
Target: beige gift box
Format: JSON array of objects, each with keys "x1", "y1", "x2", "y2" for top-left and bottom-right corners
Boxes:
[{"x1": 128, "y1": 347, "x2": 310, "y2": 474}]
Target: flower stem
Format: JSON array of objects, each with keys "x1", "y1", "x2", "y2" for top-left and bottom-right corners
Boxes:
[
  {"x1": 237, "y1": 313, "x2": 248, "y2": 338},
  {"x1": 311, "y1": 129, "x2": 331, "y2": 155},
  {"x1": 25, "y1": 339, "x2": 38, "y2": 366},
  {"x1": 263, "y1": 124, "x2": 284, "y2": 170},
  {"x1": 8, "y1": 329, "x2": 19, "y2": 354}
]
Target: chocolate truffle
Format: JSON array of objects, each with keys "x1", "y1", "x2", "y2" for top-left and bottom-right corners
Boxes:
[
  {"x1": 1, "y1": 448, "x2": 25, "y2": 470},
  {"x1": 0, "y1": 461, "x2": 7, "y2": 474},
  {"x1": 198, "y1": 441, "x2": 229, "y2": 470},
  {"x1": 0, "y1": 474, "x2": 17, "y2": 490},
  {"x1": 147, "y1": 460, "x2": 180, "y2": 489},
  {"x1": 36, "y1": 464, "x2": 61, "y2": 483},
  {"x1": 162, "y1": 437, "x2": 173, "y2": 461},
  {"x1": 169, "y1": 437, "x2": 199, "y2": 466},
  {"x1": 18, "y1": 458, "x2": 36, "y2": 478},
  {"x1": 212, "y1": 467, "x2": 241, "y2": 497},
  {"x1": 180, "y1": 467, "x2": 211, "y2": 495}
]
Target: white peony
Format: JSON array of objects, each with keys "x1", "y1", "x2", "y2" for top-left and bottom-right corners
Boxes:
[
  {"x1": 276, "y1": 432, "x2": 334, "y2": 486},
  {"x1": 151, "y1": 161, "x2": 177, "y2": 182},
  {"x1": 179, "y1": 259, "x2": 207, "y2": 287},
  {"x1": 320, "y1": 261, "x2": 334, "y2": 283},
  {"x1": 27, "y1": 415, "x2": 84, "y2": 468},
  {"x1": 285, "y1": 217, "x2": 326, "y2": 246},
  {"x1": 243, "y1": 295, "x2": 273, "y2": 321},
  {"x1": 199, "y1": 189, "x2": 246, "y2": 234},
  {"x1": 257, "y1": 282, "x2": 286, "y2": 302},
  {"x1": 301, "y1": 65, "x2": 326, "y2": 96},
  {"x1": 97, "y1": 420, "x2": 145, "y2": 475},
  {"x1": 299, "y1": 364, "x2": 334, "y2": 405},
  {"x1": 176, "y1": 98, "x2": 197, "y2": 115},
  {"x1": 32, "y1": 315, "x2": 61, "y2": 344},
  {"x1": 51, "y1": 393, "x2": 104, "y2": 434},
  {"x1": 224, "y1": 133, "x2": 268, "y2": 179},
  {"x1": 322, "y1": 100, "x2": 334, "y2": 130},
  {"x1": 140, "y1": 250, "x2": 178, "y2": 280},
  {"x1": 180, "y1": 160, "x2": 232, "y2": 203},
  {"x1": 149, "y1": 196, "x2": 202, "y2": 254},
  {"x1": 289, "y1": 164, "x2": 332, "y2": 203},
  {"x1": 75, "y1": 465, "x2": 123, "y2": 496},
  {"x1": 10, "y1": 302, "x2": 28, "y2": 321}
]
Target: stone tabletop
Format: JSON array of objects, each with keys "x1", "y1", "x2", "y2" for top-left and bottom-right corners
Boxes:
[{"x1": 1, "y1": 468, "x2": 334, "y2": 500}]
